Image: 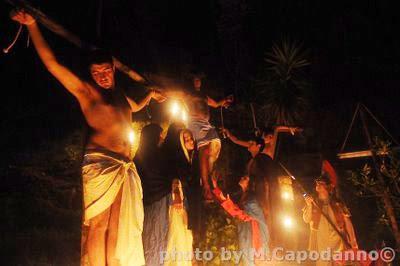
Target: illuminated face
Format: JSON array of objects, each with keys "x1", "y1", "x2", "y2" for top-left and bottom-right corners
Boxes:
[
  {"x1": 183, "y1": 131, "x2": 194, "y2": 151},
  {"x1": 262, "y1": 133, "x2": 274, "y2": 144},
  {"x1": 239, "y1": 176, "x2": 249, "y2": 192},
  {"x1": 247, "y1": 141, "x2": 260, "y2": 156},
  {"x1": 193, "y1": 78, "x2": 202, "y2": 90},
  {"x1": 90, "y1": 63, "x2": 115, "y2": 89},
  {"x1": 315, "y1": 181, "x2": 330, "y2": 196}
]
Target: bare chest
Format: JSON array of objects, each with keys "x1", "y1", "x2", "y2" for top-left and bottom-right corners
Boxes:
[{"x1": 83, "y1": 93, "x2": 131, "y2": 131}]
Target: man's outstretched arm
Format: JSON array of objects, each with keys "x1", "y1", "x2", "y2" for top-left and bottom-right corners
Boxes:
[
  {"x1": 207, "y1": 96, "x2": 231, "y2": 108},
  {"x1": 126, "y1": 90, "x2": 165, "y2": 112},
  {"x1": 11, "y1": 11, "x2": 87, "y2": 98},
  {"x1": 274, "y1": 126, "x2": 302, "y2": 135},
  {"x1": 223, "y1": 128, "x2": 251, "y2": 148}
]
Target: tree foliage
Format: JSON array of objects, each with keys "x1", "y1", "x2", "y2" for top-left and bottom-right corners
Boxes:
[
  {"x1": 348, "y1": 138, "x2": 400, "y2": 230},
  {"x1": 255, "y1": 40, "x2": 311, "y2": 126}
]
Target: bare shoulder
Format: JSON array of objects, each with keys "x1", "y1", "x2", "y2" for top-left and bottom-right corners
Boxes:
[{"x1": 75, "y1": 81, "x2": 99, "y2": 105}]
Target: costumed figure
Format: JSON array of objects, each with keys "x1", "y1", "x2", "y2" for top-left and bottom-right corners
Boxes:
[{"x1": 11, "y1": 10, "x2": 165, "y2": 266}]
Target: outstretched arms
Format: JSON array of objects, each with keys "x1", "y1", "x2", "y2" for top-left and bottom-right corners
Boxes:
[
  {"x1": 274, "y1": 126, "x2": 302, "y2": 136},
  {"x1": 207, "y1": 95, "x2": 233, "y2": 108},
  {"x1": 11, "y1": 11, "x2": 87, "y2": 98},
  {"x1": 222, "y1": 128, "x2": 252, "y2": 148},
  {"x1": 126, "y1": 90, "x2": 166, "y2": 112}
]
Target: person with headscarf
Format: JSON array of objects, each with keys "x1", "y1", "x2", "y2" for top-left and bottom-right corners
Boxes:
[
  {"x1": 140, "y1": 123, "x2": 196, "y2": 265},
  {"x1": 160, "y1": 123, "x2": 196, "y2": 266},
  {"x1": 212, "y1": 143, "x2": 271, "y2": 266}
]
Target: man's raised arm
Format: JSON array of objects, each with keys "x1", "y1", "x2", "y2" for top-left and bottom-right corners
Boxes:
[
  {"x1": 222, "y1": 128, "x2": 251, "y2": 148},
  {"x1": 125, "y1": 90, "x2": 166, "y2": 112},
  {"x1": 11, "y1": 11, "x2": 87, "y2": 98},
  {"x1": 207, "y1": 96, "x2": 231, "y2": 108}
]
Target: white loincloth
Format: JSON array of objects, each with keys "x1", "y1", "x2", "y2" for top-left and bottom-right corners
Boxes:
[{"x1": 81, "y1": 150, "x2": 144, "y2": 266}]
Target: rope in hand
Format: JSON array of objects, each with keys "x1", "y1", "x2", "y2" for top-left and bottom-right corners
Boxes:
[
  {"x1": 3, "y1": 23, "x2": 23, "y2": 53},
  {"x1": 250, "y1": 103, "x2": 260, "y2": 137},
  {"x1": 220, "y1": 106, "x2": 226, "y2": 138}
]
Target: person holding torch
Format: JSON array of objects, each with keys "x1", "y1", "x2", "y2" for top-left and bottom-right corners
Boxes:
[{"x1": 303, "y1": 175, "x2": 358, "y2": 266}]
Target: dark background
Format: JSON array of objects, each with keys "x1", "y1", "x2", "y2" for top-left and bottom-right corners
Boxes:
[{"x1": 1, "y1": 0, "x2": 399, "y2": 264}]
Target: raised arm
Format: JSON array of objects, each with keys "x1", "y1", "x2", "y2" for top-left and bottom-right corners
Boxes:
[
  {"x1": 11, "y1": 11, "x2": 87, "y2": 98},
  {"x1": 223, "y1": 129, "x2": 251, "y2": 148},
  {"x1": 207, "y1": 96, "x2": 231, "y2": 108},
  {"x1": 269, "y1": 126, "x2": 302, "y2": 159},
  {"x1": 125, "y1": 90, "x2": 165, "y2": 112},
  {"x1": 274, "y1": 126, "x2": 302, "y2": 135}
]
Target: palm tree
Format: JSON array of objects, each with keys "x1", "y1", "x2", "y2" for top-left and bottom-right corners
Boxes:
[{"x1": 256, "y1": 40, "x2": 311, "y2": 126}]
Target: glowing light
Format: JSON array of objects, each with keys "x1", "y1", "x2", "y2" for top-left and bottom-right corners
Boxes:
[
  {"x1": 283, "y1": 216, "x2": 294, "y2": 229},
  {"x1": 128, "y1": 130, "x2": 135, "y2": 144},
  {"x1": 282, "y1": 191, "x2": 291, "y2": 200},
  {"x1": 181, "y1": 110, "x2": 188, "y2": 123},
  {"x1": 170, "y1": 101, "x2": 180, "y2": 116}
]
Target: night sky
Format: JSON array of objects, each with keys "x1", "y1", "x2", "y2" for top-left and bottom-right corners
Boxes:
[{"x1": 1, "y1": 0, "x2": 400, "y2": 257}]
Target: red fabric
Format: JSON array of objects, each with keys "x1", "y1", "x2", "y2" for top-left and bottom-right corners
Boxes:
[
  {"x1": 212, "y1": 188, "x2": 262, "y2": 250},
  {"x1": 251, "y1": 220, "x2": 262, "y2": 251},
  {"x1": 322, "y1": 160, "x2": 339, "y2": 187}
]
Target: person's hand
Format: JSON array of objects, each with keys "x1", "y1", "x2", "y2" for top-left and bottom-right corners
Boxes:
[
  {"x1": 211, "y1": 176, "x2": 218, "y2": 189},
  {"x1": 220, "y1": 128, "x2": 231, "y2": 138},
  {"x1": 289, "y1": 127, "x2": 303, "y2": 135},
  {"x1": 219, "y1": 191, "x2": 227, "y2": 201},
  {"x1": 222, "y1": 95, "x2": 234, "y2": 108},
  {"x1": 203, "y1": 186, "x2": 214, "y2": 202},
  {"x1": 10, "y1": 10, "x2": 36, "y2": 25},
  {"x1": 304, "y1": 195, "x2": 314, "y2": 206},
  {"x1": 152, "y1": 90, "x2": 167, "y2": 103}
]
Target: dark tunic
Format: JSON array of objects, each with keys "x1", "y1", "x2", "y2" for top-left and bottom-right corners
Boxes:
[{"x1": 247, "y1": 153, "x2": 281, "y2": 247}]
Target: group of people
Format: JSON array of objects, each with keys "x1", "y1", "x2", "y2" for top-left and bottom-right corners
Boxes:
[{"x1": 12, "y1": 10, "x2": 359, "y2": 266}]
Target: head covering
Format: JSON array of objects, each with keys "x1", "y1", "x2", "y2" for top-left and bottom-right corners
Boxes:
[
  {"x1": 321, "y1": 160, "x2": 338, "y2": 188},
  {"x1": 161, "y1": 123, "x2": 195, "y2": 183}
]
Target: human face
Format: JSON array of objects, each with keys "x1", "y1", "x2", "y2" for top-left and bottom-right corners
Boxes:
[
  {"x1": 247, "y1": 141, "x2": 260, "y2": 157},
  {"x1": 183, "y1": 131, "x2": 194, "y2": 151},
  {"x1": 90, "y1": 63, "x2": 115, "y2": 89},
  {"x1": 263, "y1": 133, "x2": 274, "y2": 145},
  {"x1": 239, "y1": 176, "x2": 249, "y2": 192},
  {"x1": 315, "y1": 181, "x2": 330, "y2": 199},
  {"x1": 193, "y1": 78, "x2": 202, "y2": 90}
]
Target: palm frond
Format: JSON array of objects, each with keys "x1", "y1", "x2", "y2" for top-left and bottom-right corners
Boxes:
[{"x1": 257, "y1": 39, "x2": 311, "y2": 126}]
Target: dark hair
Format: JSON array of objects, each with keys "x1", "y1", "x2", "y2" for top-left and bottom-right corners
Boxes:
[
  {"x1": 260, "y1": 126, "x2": 274, "y2": 136},
  {"x1": 86, "y1": 49, "x2": 113, "y2": 66},
  {"x1": 252, "y1": 137, "x2": 265, "y2": 153}
]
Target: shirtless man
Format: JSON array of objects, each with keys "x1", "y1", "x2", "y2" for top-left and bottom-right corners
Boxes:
[
  {"x1": 222, "y1": 126, "x2": 301, "y2": 159},
  {"x1": 11, "y1": 10, "x2": 165, "y2": 266},
  {"x1": 166, "y1": 74, "x2": 233, "y2": 201}
]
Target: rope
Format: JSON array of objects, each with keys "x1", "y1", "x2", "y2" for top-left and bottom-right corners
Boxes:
[
  {"x1": 3, "y1": 23, "x2": 23, "y2": 53},
  {"x1": 220, "y1": 107, "x2": 226, "y2": 138},
  {"x1": 250, "y1": 103, "x2": 260, "y2": 136},
  {"x1": 361, "y1": 104, "x2": 400, "y2": 146},
  {"x1": 5, "y1": 0, "x2": 148, "y2": 84},
  {"x1": 340, "y1": 103, "x2": 361, "y2": 152}
]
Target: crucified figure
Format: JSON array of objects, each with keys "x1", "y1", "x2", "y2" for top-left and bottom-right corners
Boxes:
[
  {"x1": 165, "y1": 75, "x2": 233, "y2": 202},
  {"x1": 222, "y1": 126, "x2": 302, "y2": 159},
  {"x1": 11, "y1": 10, "x2": 165, "y2": 266}
]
